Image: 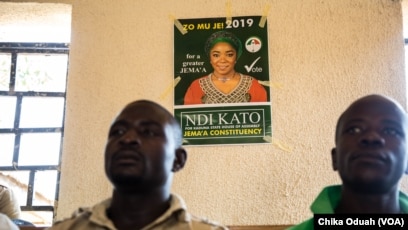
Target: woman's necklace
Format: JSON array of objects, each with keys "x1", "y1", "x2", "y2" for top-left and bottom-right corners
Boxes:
[{"x1": 212, "y1": 72, "x2": 236, "y2": 83}]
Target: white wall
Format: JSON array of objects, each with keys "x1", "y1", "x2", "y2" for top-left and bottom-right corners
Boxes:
[{"x1": 4, "y1": 0, "x2": 407, "y2": 226}]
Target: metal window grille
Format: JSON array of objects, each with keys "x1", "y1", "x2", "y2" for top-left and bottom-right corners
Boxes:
[{"x1": 0, "y1": 42, "x2": 69, "y2": 221}]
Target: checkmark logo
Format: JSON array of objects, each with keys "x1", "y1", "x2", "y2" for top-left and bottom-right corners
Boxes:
[{"x1": 244, "y1": 57, "x2": 261, "y2": 73}]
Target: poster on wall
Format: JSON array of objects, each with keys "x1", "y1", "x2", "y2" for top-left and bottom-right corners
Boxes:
[{"x1": 174, "y1": 16, "x2": 272, "y2": 146}]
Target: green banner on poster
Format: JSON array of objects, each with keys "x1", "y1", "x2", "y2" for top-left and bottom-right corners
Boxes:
[{"x1": 174, "y1": 16, "x2": 272, "y2": 145}]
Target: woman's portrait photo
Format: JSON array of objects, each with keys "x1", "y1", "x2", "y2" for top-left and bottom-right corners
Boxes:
[{"x1": 183, "y1": 30, "x2": 267, "y2": 105}]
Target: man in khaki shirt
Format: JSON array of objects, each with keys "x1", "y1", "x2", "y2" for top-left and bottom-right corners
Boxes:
[{"x1": 47, "y1": 100, "x2": 227, "y2": 230}]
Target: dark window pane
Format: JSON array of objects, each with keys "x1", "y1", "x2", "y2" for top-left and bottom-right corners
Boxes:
[
  {"x1": 19, "y1": 97, "x2": 64, "y2": 128},
  {"x1": 15, "y1": 53, "x2": 68, "y2": 92},
  {"x1": 18, "y1": 133, "x2": 61, "y2": 166}
]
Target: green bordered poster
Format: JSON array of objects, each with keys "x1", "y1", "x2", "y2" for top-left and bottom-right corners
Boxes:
[{"x1": 174, "y1": 16, "x2": 272, "y2": 146}]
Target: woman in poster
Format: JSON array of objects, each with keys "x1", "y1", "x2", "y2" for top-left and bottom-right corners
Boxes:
[{"x1": 184, "y1": 30, "x2": 267, "y2": 105}]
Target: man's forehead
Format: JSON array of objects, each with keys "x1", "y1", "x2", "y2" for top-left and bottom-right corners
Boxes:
[
  {"x1": 348, "y1": 97, "x2": 401, "y2": 113},
  {"x1": 335, "y1": 95, "x2": 408, "y2": 141},
  {"x1": 340, "y1": 98, "x2": 407, "y2": 125},
  {"x1": 114, "y1": 101, "x2": 174, "y2": 124}
]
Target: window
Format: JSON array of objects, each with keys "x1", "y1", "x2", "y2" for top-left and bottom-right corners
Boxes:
[
  {"x1": 0, "y1": 3, "x2": 71, "y2": 227},
  {"x1": 0, "y1": 43, "x2": 69, "y2": 226}
]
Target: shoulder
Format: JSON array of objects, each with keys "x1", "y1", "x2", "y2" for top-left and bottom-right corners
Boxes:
[
  {"x1": 287, "y1": 218, "x2": 314, "y2": 230},
  {"x1": 399, "y1": 191, "x2": 408, "y2": 213},
  {"x1": 189, "y1": 215, "x2": 228, "y2": 230},
  {"x1": 195, "y1": 76, "x2": 210, "y2": 83},
  {"x1": 241, "y1": 75, "x2": 264, "y2": 87},
  {"x1": 240, "y1": 74, "x2": 256, "y2": 80},
  {"x1": 246, "y1": 76, "x2": 262, "y2": 85},
  {"x1": 187, "y1": 76, "x2": 207, "y2": 88},
  {"x1": 46, "y1": 207, "x2": 93, "y2": 229},
  {"x1": 170, "y1": 195, "x2": 228, "y2": 229},
  {"x1": 47, "y1": 199, "x2": 112, "y2": 229},
  {"x1": 310, "y1": 185, "x2": 341, "y2": 214}
]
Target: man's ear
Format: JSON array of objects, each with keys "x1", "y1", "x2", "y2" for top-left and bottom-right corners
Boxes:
[
  {"x1": 331, "y1": 148, "x2": 338, "y2": 171},
  {"x1": 172, "y1": 148, "x2": 187, "y2": 172}
]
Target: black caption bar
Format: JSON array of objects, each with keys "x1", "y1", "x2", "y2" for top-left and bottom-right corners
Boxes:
[{"x1": 314, "y1": 214, "x2": 407, "y2": 230}]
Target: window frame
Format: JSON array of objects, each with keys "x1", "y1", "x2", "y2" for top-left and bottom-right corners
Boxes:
[{"x1": 0, "y1": 42, "x2": 69, "y2": 214}]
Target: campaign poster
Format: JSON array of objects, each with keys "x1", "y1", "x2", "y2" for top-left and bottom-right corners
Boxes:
[{"x1": 174, "y1": 16, "x2": 272, "y2": 145}]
